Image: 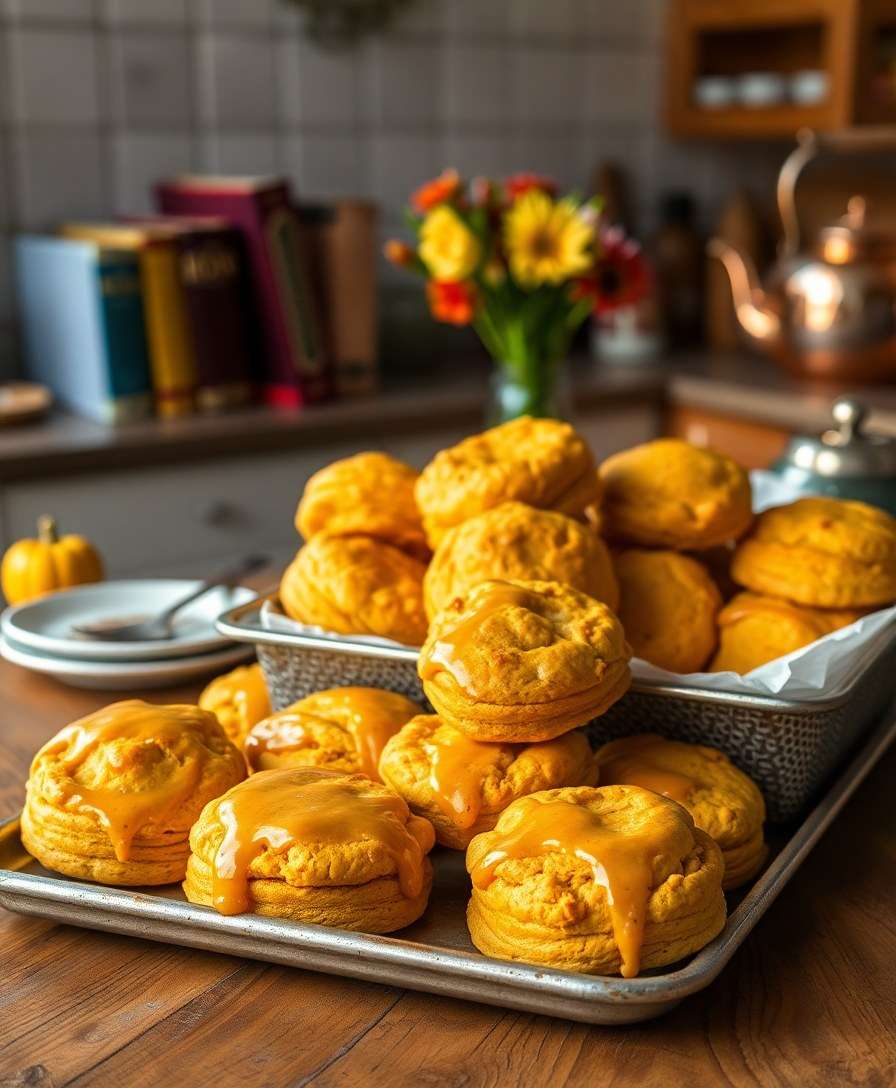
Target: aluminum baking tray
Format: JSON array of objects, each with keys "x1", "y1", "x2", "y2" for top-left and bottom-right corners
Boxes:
[
  {"x1": 216, "y1": 596, "x2": 896, "y2": 821},
  {"x1": 2, "y1": 705, "x2": 894, "y2": 1026}
]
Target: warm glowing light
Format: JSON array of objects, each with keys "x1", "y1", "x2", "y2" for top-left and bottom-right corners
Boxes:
[
  {"x1": 790, "y1": 265, "x2": 843, "y2": 333},
  {"x1": 823, "y1": 235, "x2": 853, "y2": 265}
]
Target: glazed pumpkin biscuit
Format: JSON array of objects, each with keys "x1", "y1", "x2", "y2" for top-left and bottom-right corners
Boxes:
[
  {"x1": 466, "y1": 784, "x2": 726, "y2": 977},
  {"x1": 599, "y1": 439, "x2": 753, "y2": 549},
  {"x1": 199, "y1": 662, "x2": 271, "y2": 747},
  {"x1": 296, "y1": 452, "x2": 429, "y2": 561},
  {"x1": 378, "y1": 714, "x2": 599, "y2": 849},
  {"x1": 710, "y1": 592, "x2": 865, "y2": 674},
  {"x1": 613, "y1": 548, "x2": 722, "y2": 673},
  {"x1": 424, "y1": 501, "x2": 619, "y2": 619},
  {"x1": 419, "y1": 579, "x2": 631, "y2": 743},
  {"x1": 245, "y1": 687, "x2": 422, "y2": 780},
  {"x1": 279, "y1": 533, "x2": 428, "y2": 646},
  {"x1": 595, "y1": 734, "x2": 767, "y2": 890},
  {"x1": 415, "y1": 416, "x2": 600, "y2": 547},
  {"x1": 183, "y1": 766, "x2": 435, "y2": 931},
  {"x1": 21, "y1": 700, "x2": 246, "y2": 886},
  {"x1": 730, "y1": 496, "x2": 896, "y2": 609}
]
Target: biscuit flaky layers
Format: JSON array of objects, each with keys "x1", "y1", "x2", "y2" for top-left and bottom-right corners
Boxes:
[
  {"x1": 466, "y1": 784, "x2": 726, "y2": 977},
  {"x1": 613, "y1": 548, "x2": 722, "y2": 674},
  {"x1": 183, "y1": 766, "x2": 435, "y2": 932},
  {"x1": 710, "y1": 591, "x2": 866, "y2": 674},
  {"x1": 415, "y1": 416, "x2": 600, "y2": 548},
  {"x1": 378, "y1": 714, "x2": 599, "y2": 850},
  {"x1": 279, "y1": 533, "x2": 428, "y2": 647},
  {"x1": 730, "y1": 496, "x2": 896, "y2": 609},
  {"x1": 296, "y1": 451, "x2": 429, "y2": 562},
  {"x1": 424, "y1": 501, "x2": 619, "y2": 619},
  {"x1": 419, "y1": 579, "x2": 632, "y2": 743},
  {"x1": 599, "y1": 439, "x2": 753, "y2": 550},
  {"x1": 245, "y1": 686, "x2": 422, "y2": 780},
  {"x1": 594, "y1": 734, "x2": 767, "y2": 890},
  {"x1": 198, "y1": 662, "x2": 271, "y2": 748},
  {"x1": 22, "y1": 700, "x2": 246, "y2": 886}
]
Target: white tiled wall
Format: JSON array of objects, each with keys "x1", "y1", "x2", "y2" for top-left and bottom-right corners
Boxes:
[{"x1": 0, "y1": 0, "x2": 783, "y2": 378}]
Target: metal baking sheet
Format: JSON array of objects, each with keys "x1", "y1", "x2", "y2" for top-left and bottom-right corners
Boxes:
[{"x1": 2, "y1": 705, "x2": 894, "y2": 1025}]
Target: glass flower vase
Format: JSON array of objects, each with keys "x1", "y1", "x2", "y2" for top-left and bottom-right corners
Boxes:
[{"x1": 486, "y1": 357, "x2": 568, "y2": 424}]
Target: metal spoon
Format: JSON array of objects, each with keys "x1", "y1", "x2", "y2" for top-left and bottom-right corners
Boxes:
[{"x1": 71, "y1": 554, "x2": 269, "y2": 642}]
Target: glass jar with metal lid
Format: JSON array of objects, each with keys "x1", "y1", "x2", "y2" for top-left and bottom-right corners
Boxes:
[{"x1": 771, "y1": 398, "x2": 896, "y2": 514}]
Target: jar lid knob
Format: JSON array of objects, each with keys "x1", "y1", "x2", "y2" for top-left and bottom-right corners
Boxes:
[{"x1": 831, "y1": 398, "x2": 868, "y2": 442}]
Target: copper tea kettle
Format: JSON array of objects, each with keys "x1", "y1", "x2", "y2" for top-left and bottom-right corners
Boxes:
[{"x1": 709, "y1": 128, "x2": 896, "y2": 381}]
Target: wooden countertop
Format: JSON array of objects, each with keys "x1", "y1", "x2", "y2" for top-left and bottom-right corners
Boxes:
[
  {"x1": 5, "y1": 351, "x2": 896, "y2": 484},
  {"x1": 2, "y1": 656, "x2": 895, "y2": 1086}
]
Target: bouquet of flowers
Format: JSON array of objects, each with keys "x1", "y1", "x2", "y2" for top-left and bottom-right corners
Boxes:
[{"x1": 386, "y1": 170, "x2": 648, "y2": 420}]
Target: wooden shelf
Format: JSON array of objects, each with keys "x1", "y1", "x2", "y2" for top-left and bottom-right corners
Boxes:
[{"x1": 665, "y1": 0, "x2": 896, "y2": 140}]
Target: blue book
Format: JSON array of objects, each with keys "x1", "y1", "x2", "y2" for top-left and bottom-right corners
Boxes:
[{"x1": 15, "y1": 236, "x2": 153, "y2": 423}]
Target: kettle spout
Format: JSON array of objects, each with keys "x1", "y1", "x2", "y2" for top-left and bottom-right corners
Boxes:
[{"x1": 708, "y1": 238, "x2": 780, "y2": 342}]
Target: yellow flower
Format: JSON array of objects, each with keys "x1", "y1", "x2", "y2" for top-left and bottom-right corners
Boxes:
[
  {"x1": 504, "y1": 190, "x2": 594, "y2": 288},
  {"x1": 419, "y1": 206, "x2": 481, "y2": 281}
]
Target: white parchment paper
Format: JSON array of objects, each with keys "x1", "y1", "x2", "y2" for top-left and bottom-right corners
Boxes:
[{"x1": 263, "y1": 471, "x2": 896, "y2": 703}]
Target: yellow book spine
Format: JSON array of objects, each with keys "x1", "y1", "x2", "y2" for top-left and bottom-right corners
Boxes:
[{"x1": 139, "y1": 243, "x2": 197, "y2": 418}]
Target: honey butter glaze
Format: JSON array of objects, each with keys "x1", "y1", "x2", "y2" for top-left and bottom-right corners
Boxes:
[
  {"x1": 29, "y1": 699, "x2": 242, "y2": 862},
  {"x1": 422, "y1": 729, "x2": 516, "y2": 830},
  {"x1": 244, "y1": 687, "x2": 419, "y2": 780},
  {"x1": 210, "y1": 767, "x2": 435, "y2": 915},
  {"x1": 419, "y1": 582, "x2": 533, "y2": 691},
  {"x1": 596, "y1": 735, "x2": 695, "y2": 804},
  {"x1": 469, "y1": 790, "x2": 691, "y2": 978}
]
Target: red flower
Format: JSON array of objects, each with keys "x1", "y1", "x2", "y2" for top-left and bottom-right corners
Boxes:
[
  {"x1": 411, "y1": 169, "x2": 462, "y2": 214},
  {"x1": 576, "y1": 227, "x2": 651, "y2": 315},
  {"x1": 426, "y1": 280, "x2": 478, "y2": 325},
  {"x1": 384, "y1": 240, "x2": 416, "y2": 267},
  {"x1": 504, "y1": 173, "x2": 558, "y2": 202}
]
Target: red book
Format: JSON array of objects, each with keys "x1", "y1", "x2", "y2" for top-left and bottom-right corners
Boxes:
[{"x1": 155, "y1": 176, "x2": 331, "y2": 408}]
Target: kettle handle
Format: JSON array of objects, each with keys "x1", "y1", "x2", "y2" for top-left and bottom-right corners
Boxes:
[{"x1": 777, "y1": 127, "x2": 896, "y2": 258}]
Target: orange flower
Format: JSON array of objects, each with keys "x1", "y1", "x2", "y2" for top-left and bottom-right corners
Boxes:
[
  {"x1": 384, "y1": 240, "x2": 416, "y2": 267},
  {"x1": 505, "y1": 173, "x2": 557, "y2": 202},
  {"x1": 426, "y1": 280, "x2": 478, "y2": 326},
  {"x1": 411, "y1": 169, "x2": 461, "y2": 213}
]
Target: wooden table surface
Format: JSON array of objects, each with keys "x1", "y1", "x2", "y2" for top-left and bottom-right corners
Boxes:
[{"x1": 2, "y1": 660, "x2": 895, "y2": 1088}]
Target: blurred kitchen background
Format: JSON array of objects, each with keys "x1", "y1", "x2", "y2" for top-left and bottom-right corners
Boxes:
[{"x1": 2, "y1": 0, "x2": 896, "y2": 579}]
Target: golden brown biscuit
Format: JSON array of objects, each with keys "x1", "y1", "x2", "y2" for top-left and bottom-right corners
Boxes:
[
  {"x1": 613, "y1": 548, "x2": 722, "y2": 673},
  {"x1": 279, "y1": 533, "x2": 428, "y2": 646},
  {"x1": 296, "y1": 452, "x2": 429, "y2": 561},
  {"x1": 424, "y1": 501, "x2": 619, "y2": 619},
  {"x1": 419, "y1": 579, "x2": 631, "y2": 743},
  {"x1": 709, "y1": 591, "x2": 865, "y2": 674},
  {"x1": 730, "y1": 496, "x2": 896, "y2": 609},
  {"x1": 21, "y1": 700, "x2": 246, "y2": 886},
  {"x1": 198, "y1": 662, "x2": 271, "y2": 748},
  {"x1": 378, "y1": 714, "x2": 599, "y2": 849},
  {"x1": 466, "y1": 784, "x2": 726, "y2": 977},
  {"x1": 415, "y1": 416, "x2": 600, "y2": 547},
  {"x1": 595, "y1": 734, "x2": 767, "y2": 890},
  {"x1": 183, "y1": 766, "x2": 435, "y2": 932},
  {"x1": 245, "y1": 687, "x2": 422, "y2": 780},
  {"x1": 599, "y1": 439, "x2": 753, "y2": 549}
]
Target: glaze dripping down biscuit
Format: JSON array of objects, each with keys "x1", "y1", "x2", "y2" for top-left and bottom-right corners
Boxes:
[
  {"x1": 21, "y1": 700, "x2": 246, "y2": 886},
  {"x1": 466, "y1": 784, "x2": 727, "y2": 977},
  {"x1": 183, "y1": 766, "x2": 435, "y2": 932},
  {"x1": 378, "y1": 713, "x2": 599, "y2": 849},
  {"x1": 419, "y1": 579, "x2": 631, "y2": 743},
  {"x1": 244, "y1": 687, "x2": 422, "y2": 781}
]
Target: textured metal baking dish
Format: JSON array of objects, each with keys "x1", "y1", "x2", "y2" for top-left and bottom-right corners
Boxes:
[
  {"x1": 216, "y1": 596, "x2": 896, "y2": 821},
  {"x1": 2, "y1": 705, "x2": 893, "y2": 1026}
]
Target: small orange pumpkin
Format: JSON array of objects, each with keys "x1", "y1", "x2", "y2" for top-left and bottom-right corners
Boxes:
[{"x1": 1, "y1": 515, "x2": 104, "y2": 606}]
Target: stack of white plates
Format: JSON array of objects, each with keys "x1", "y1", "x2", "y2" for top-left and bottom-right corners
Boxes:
[{"x1": 0, "y1": 580, "x2": 256, "y2": 690}]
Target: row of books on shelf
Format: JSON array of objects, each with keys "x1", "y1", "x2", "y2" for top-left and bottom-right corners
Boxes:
[{"x1": 15, "y1": 176, "x2": 378, "y2": 424}]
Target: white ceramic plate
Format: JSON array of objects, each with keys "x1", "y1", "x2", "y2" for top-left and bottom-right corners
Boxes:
[
  {"x1": 1, "y1": 580, "x2": 257, "y2": 662},
  {"x1": 0, "y1": 634, "x2": 253, "y2": 690}
]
